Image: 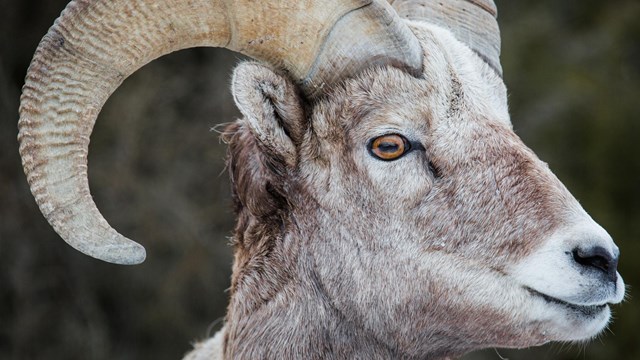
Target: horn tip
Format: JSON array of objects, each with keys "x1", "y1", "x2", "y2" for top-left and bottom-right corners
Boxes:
[
  {"x1": 91, "y1": 241, "x2": 147, "y2": 265},
  {"x1": 101, "y1": 242, "x2": 147, "y2": 265},
  {"x1": 68, "y1": 235, "x2": 147, "y2": 265}
]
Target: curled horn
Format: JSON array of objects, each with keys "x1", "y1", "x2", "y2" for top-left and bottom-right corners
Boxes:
[
  {"x1": 389, "y1": 0, "x2": 502, "y2": 75},
  {"x1": 18, "y1": 0, "x2": 422, "y2": 265}
]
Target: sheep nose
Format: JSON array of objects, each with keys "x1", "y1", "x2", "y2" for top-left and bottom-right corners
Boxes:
[{"x1": 572, "y1": 246, "x2": 619, "y2": 283}]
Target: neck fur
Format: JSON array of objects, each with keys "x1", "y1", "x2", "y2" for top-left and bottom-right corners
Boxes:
[
  {"x1": 222, "y1": 219, "x2": 460, "y2": 360},
  {"x1": 223, "y1": 230, "x2": 401, "y2": 359}
]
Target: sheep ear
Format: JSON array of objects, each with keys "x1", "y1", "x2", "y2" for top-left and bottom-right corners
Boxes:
[{"x1": 231, "y1": 62, "x2": 305, "y2": 168}]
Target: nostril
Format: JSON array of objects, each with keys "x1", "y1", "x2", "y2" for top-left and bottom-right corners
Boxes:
[{"x1": 572, "y1": 246, "x2": 619, "y2": 282}]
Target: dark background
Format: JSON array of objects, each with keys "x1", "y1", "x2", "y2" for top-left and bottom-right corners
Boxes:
[{"x1": 1, "y1": 0, "x2": 638, "y2": 359}]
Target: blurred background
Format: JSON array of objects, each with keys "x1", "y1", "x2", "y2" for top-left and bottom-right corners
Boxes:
[{"x1": 0, "y1": 0, "x2": 637, "y2": 359}]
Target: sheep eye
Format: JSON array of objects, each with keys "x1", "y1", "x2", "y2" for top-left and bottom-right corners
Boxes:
[{"x1": 368, "y1": 134, "x2": 410, "y2": 161}]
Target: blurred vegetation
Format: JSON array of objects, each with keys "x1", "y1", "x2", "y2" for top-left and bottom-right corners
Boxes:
[{"x1": 0, "y1": 0, "x2": 637, "y2": 359}]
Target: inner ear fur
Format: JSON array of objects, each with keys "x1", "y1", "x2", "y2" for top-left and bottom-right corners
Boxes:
[{"x1": 231, "y1": 62, "x2": 306, "y2": 169}]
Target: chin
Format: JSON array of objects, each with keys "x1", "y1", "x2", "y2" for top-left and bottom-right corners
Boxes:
[{"x1": 524, "y1": 288, "x2": 613, "y2": 344}]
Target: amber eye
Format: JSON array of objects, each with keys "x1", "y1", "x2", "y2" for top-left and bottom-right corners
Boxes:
[{"x1": 368, "y1": 134, "x2": 410, "y2": 161}]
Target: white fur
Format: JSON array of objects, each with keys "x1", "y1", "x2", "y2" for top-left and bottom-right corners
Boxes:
[
  {"x1": 183, "y1": 328, "x2": 225, "y2": 360},
  {"x1": 415, "y1": 23, "x2": 511, "y2": 127}
]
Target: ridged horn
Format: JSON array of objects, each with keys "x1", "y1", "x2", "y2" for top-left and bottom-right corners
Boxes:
[
  {"x1": 18, "y1": 0, "x2": 422, "y2": 265},
  {"x1": 389, "y1": 0, "x2": 502, "y2": 75}
]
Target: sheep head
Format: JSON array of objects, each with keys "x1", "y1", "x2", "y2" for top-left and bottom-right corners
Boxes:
[
  {"x1": 223, "y1": 24, "x2": 624, "y2": 358},
  {"x1": 18, "y1": 0, "x2": 624, "y2": 358}
]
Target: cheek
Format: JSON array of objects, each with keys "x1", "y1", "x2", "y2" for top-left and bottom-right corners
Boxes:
[{"x1": 366, "y1": 156, "x2": 434, "y2": 204}]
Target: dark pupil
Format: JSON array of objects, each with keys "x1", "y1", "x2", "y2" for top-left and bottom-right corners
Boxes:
[{"x1": 378, "y1": 142, "x2": 399, "y2": 153}]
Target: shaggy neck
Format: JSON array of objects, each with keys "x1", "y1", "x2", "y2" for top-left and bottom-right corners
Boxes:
[
  {"x1": 221, "y1": 184, "x2": 472, "y2": 360},
  {"x1": 223, "y1": 229, "x2": 462, "y2": 359},
  {"x1": 223, "y1": 228, "x2": 401, "y2": 359}
]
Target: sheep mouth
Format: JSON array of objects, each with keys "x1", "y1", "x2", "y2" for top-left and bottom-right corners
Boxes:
[{"x1": 526, "y1": 288, "x2": 608, "y2": 318}]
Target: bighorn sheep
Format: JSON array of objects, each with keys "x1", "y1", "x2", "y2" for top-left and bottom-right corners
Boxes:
[{"x1": 18, "y1": 0, "x2": 625, "y2": 358}]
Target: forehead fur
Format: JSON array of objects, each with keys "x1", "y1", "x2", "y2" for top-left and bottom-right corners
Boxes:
[{"x1": 310, "y1": 22, "x2": 509, "y2": 144}]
